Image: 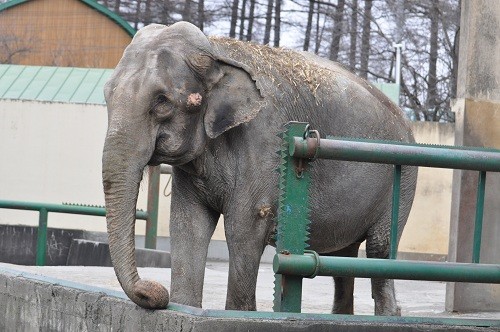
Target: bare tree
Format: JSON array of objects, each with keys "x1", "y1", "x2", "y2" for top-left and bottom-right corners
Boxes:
[
  {"x1": 329, "y1": 0, "x2": 346, "y2": 61},
  {"x1": 314, "y1": 1, "x2": 327, "y2": 54},
  {"x1": 198, "y1": 0, "x2": 205, "y2": 31},
  {"x1": 246, "y1": 0, "x2": 256, "y2": 41},
  {"x1": 359, "y1": 0, "x2": 373, "y2": 78},
  {"x1": 182, "y1": 0, "x2": 193, "y2": 22},
  {"x1": 426, "y1": 1, "x2": 439, "y2": 120},
  {"x1": 348, "y1": 0, "x2": 359, "y2": 71},
  {"x1": 91, "y1": 0, "x2": 460, "y2": 122},
  {"x1": 239, "y1": 0, "x2": 247, "y2": 40},
  {"x1": 263, "y1": 0, "x2": 274, "y2": 45},
  {"x1": 229, "y1": 0, "x2": 240, "y2": 38},
  {"x1": 303, "y1": 0, "x2": 315, "y2": 51},
  {"x1": 274, "y1": 0, "x2": 281, "y2": 46}
]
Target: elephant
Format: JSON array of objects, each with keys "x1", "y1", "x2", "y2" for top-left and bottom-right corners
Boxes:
[{"x1": 102, "y1": 21, "x2": 417, "y2": 315}]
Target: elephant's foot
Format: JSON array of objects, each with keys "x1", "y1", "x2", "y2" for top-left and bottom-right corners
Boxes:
[{"x1": 371, "y1": 278, "x2": 400, "y2": 316}]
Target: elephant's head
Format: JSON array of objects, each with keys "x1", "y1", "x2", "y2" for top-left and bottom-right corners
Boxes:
[{"x1": 102, "y1": 22, "x2": 263, "y2": 309}]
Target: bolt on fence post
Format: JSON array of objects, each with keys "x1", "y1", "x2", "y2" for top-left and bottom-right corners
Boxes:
[
  {"x1": 146, "y1": 165, "x2": 161, "y2": 249},
  {"x1": 36, "y1": 208, "x2": 48, "y2": 266}
]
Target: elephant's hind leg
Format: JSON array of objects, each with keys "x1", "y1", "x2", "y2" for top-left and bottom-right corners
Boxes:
[
  {"x1": 325, "y1": 242, "x2": 361, "y2": 314},
  {"x1": 365, "y1": 223, "x2": 401, "y2": 316}
]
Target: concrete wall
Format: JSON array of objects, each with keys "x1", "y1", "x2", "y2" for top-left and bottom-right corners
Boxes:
[
  {"x1": 400, "y1": 122, "x2": 455, "y2": 255},
  {"x1": 0, "y1": 266, "x2": 489, "y2": 331},
  {"x1": 445, "y1": 0, "x2": 500, "y2": 312},
  {"x1": 0, "y1": 100, "x2": 455, "y2": 255}
]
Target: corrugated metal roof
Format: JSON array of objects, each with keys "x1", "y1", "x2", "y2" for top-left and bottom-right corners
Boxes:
[{"x1": 0, "y1": 64, "x2": 112, "y2": 105}]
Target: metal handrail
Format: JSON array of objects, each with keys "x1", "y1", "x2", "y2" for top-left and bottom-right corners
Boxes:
[
  {"x1": 0, "y1": 164, "x2": 173, "y2": 266},
  {"x1": 274, "y1": 122, "x2": 500, "y2": 317},
  {"x1": 0, "y1": 200, "x2": 148, "y2": 266}
]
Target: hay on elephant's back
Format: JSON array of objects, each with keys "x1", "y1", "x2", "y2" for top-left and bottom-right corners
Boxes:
[{"x1": 210, "y1": 37, "x2": 332, "y2": 95}]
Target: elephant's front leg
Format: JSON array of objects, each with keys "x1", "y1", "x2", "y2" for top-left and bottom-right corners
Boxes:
[
  {"x1": 169, "y1": 183, "x2": 219, "y2": 307},
  {"x1": 224, "y1": 209, "x2": 269, "y2": 311}
]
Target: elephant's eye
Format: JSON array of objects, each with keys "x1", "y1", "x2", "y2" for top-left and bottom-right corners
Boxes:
[
  {"x1": 152, "y1": 94, "x2": 174, "y2": 119},
  {"x1": 156, "y1": 95, "x2": 169, "y2": 105}
]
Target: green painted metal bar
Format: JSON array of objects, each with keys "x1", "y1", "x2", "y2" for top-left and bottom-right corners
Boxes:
[
  {"x1": 273, "y1": 122, "x2": 312, "y2": 313},
  {"x1": 291, "y1": 137, "x2": 500, "y2": 172},
  {"x1": 36, "y1": 208, "x2": 48, "y2": 266},
  {"x1": 0, "y1": 199, "x2": 149, "y2": 266},
  {"x1": 146, "y1": 166, "x2": 161, "y2": 249},
  {"x1": 0, "y1": 200, "x2": 148, "y2": 219},
  {"x1": 390, "y1": 165, "x2": 402, "y2": 259},
  {"x1": 274, "y1": 253, "x2": 500, "y2": 283},
  {"x1": 472, "y1": 171, "x2": 487, "y2": 263}
]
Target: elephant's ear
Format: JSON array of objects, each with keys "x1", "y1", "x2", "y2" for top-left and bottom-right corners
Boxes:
[{"x1": 203, "y1": 56, "x2": 264, "y2": 139}]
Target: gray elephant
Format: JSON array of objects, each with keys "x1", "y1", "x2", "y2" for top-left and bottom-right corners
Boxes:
[{"x1": 102, "y1": 21, "x2": 417, "y2": 316}]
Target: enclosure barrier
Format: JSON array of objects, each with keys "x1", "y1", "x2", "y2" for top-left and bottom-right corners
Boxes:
[
  {"x1": 0, "y1": 165, "x2": 173, "y2": 266},
  {"x1": 273, "y1": 122, "x2": 500, "y2": 326}
]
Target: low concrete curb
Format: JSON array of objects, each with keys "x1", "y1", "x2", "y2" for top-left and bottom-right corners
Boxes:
[{"x1": 0, "y1": 266, "x2": 497, "y2": 331}]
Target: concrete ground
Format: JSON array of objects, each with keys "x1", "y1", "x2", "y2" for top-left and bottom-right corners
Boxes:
[{"x1": 1, "y1": 261, "x2": 499, "y2": 320}]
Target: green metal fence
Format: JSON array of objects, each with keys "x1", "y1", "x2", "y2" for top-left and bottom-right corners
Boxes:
[
  {"x1": 0, "y1": 165, "x2": 172, "y2": 266},
  {"x1": 273, "y1": 122, "x2": 500, "y2": 323}
]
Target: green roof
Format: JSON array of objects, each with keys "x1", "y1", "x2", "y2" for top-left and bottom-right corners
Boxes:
[
  {"x1": 0, "y1": 0, "x2": 136, "y2": 37},
  {"x1": 372, "y1": 82, "x2": 400, "y2": 104},
  {"x1": 0, "y1": 64, "x2": 112, "y2": 105}
]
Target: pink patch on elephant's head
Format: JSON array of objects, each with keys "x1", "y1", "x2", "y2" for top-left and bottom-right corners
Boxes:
[{"x1": 187, "y1": 93, "x2": 203, "y2": 108}]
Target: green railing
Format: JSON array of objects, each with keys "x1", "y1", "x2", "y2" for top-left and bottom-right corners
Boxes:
[
  {"x1": 273, "y1": 122, "x2": 500, "y2": 322},
  {"x1": 0, "y1": 165, "x2": 172, "y2": 266}
]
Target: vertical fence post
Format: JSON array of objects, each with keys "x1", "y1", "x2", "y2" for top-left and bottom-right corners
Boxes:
[
  {"x1": 472, "y1": 171, "x2": 487, "y2": 263},
  {"x1": 36, "y1": 208, "x2": 48, "y2": 266},
  {"x1": 146, "y1": 165, "x2": 160, "y2": 249},
  {"x1": 389, "y1": 165, "x2": 402, "y2": 260},
  {"x1": 274, "y1": 122, "x2": 312, "y2": 313}
]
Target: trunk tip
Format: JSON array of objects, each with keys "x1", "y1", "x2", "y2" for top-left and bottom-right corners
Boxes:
[{"x1": 132, "y1": 279, "x2": 169, "y2": 309}]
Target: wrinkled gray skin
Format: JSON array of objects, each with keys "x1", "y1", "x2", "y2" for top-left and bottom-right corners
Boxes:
[{"x1": 102, "y1": 22, "x2": 417, "y2": 315}]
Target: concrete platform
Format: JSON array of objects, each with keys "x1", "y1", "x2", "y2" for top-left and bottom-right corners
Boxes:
[{"x1": 1, "y1": 261, "x2": 499, "y2": 331}]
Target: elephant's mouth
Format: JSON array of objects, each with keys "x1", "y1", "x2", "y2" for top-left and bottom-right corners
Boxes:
[{"x1": 148, "y1": 149, "x2": 195, "y2": 166}]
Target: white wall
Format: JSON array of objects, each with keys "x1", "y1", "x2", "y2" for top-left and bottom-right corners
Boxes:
[{"x1": 0, "y1": 100, "x2": 455, "y2": 254}]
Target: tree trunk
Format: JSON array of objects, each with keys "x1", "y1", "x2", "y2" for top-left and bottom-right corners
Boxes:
[
  {"x1": 246, "y1": 0, "x2": 256, "y2": 41},
  {"x1": 144, "y1": 0, "x2": 152, "y2": 25},
  {"x1": 349, "y1": 0, "x2": 358, "y2": 71},
  {"x1": 134, "y1": 0, "x2": 142, "y2": 30},
  {"x1": 274, "y1": 0, "x2": 281, "y2": 47},
  {"x1": 427, "y1": 1, "x2": 439, "y2": 121},
  {"x1": 198, "y1": 0, "x2": 205, "y2": 31},
  {"x1": 114, "y1": 0, "x2": 121, "y2": 13},
  {"x1": 263, "y1": 0, "x2": 274, "y2": 45},
  {"x1": 182, "y1": 0, "x2": 192, "y2": 22},
  {"x1": 314, "y1": 2, "x2": 324, "y2": 54},
  {"x1": 451, "y1": 26, "x2": 460, "y2": 100},
  {"x1": 304, "y1": 0, "x2": 315, "y2": 51},
  {"x1": 239, "y1": 0, "x2": 247, "y2": 40},
  {"x1": 229, "y1": 0, "x2": 240, "y2": 38},
  {"x1": 329, "y1": 0, "x2": 345, "y2": 61},
  {"x1": 359, "y1": 0, "x2": 372, "y2": 79}
]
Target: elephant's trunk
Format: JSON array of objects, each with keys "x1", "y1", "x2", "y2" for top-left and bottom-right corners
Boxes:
[{"x1": 102, "y1": 132, "x2": 169, "y2": 309}]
